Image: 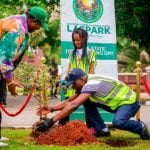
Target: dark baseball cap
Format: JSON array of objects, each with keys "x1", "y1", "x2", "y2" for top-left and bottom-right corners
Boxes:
[
  {"x1": 28, "y1": 6, "x2": 49, "y2": 31},
  {"x1": 65, "y1": 68, "x2": 87, "y2": 87}
]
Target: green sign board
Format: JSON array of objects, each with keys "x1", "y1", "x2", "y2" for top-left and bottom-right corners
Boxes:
[
  {"x1": 61, "y1": 41, "x2": 117, "y2": 60},
  {"x1": 60, "y1": 0, "x2": 117, "y2": 123}
]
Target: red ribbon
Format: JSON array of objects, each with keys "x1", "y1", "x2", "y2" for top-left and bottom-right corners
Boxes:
[{"x1": 142, "y1": 76, "x2": 150, "y2": 95}]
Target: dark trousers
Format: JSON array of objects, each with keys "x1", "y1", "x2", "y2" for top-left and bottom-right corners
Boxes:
[
  {"x1": 0, "y1": 74, "x2": 7, "y2": 105},
  {"x1": 84, "y1": 100, "x2": 143, "y2": 134},
  {"x1": 58, "y1": 98, "x2": 112, "y2": 126},
  {"x1": 58, "y1": 98, "x2": 101, "y2": 126},
  {"x1": 0, "y1": 73, "x2": 7, "y2": 138}
]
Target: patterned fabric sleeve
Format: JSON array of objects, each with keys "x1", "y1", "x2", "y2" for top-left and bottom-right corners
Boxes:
[{"x1": 0, "y1": 17, "x2": 26, "y2": 79}]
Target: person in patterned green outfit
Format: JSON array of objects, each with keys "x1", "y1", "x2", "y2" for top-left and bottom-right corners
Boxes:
[{"x1": 0, "y1": 6, "x2": 48, "y2": 147}]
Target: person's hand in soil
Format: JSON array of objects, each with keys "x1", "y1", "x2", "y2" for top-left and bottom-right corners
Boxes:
[
  {"x1": 36, "y1": 106, "x2": 52, "y2": 116},
  {"x1": 35, "y1": 118, "x2": 54, "y2": 132},
  {"x1": 32, "y1": 120, "x2": 44, "y2": 135}
]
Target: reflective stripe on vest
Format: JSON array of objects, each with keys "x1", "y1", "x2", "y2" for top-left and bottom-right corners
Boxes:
[
  {"x1": 90, "y1": 84, "x2": 124, "y2": 105},
  {"x1": 65, "y1": 49, "x2": 95, "y2": 97},
  {"x1": 69, "y1": 49, "x2": 95, "y2": 73},
  {"x1": 88, "y1": 75, "x2": 136, "y2": 110}
]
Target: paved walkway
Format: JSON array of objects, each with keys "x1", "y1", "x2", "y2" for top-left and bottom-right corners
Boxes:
[
  {"x1": 1, "y1": 95, "x2": 150, "y2": 128},
  {"x1": 1, "y1": 95, "x2": 59, "y2": 128}
]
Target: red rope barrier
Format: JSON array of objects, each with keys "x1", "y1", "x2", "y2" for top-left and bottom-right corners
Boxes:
[
  {"x1": 142, "y1": 76, "x2": 150, "y2": 95},
  {"x1": 0, "y1": 93, "x2": 32, "y2": 117},
  {"x1": 0, "y1": 78, "x2": 37, "y2": 117}
]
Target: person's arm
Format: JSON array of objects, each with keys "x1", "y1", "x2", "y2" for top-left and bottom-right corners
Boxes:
[
  {"x1": 52, "y1": 93, "x2": 91, "y2": 122},
  {"x1": 67, "y1": 63, "x2": 71, "y2": 75},
  {"x1": 89, "y1": 62, "x2": 95, "y2": 74},
  {"x1": 89, "y1": 50, "x2": 96, "y2": 74},
  {"x1": 0, "y1": 26, "x2": 25, "y2": 96},
  {"x1": 36, "y1": 93, "x2": 79, "y2": 115},
  {"x1": 35, "y1": 85, "x2": 94, "y2": 132},
  {"x1": 51, "y1": 93, "x2": 78, "y2": 111},
  {"x1": 35, "y1": 94, "x2": 90, "y2": 132}
]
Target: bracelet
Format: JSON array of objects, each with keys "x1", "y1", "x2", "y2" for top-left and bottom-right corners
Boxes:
[{"x1": 7, "y1": 81, "x2": 14, "y2": 86}]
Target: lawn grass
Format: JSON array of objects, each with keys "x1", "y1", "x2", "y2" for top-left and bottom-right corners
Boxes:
[{"x1": 1, "y1": 128, "x2": 150, "y2": 150}]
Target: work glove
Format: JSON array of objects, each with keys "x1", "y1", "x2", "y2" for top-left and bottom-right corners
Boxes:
[{"x1": 35, "y1": 118, "x2": 54, "y2": 132}]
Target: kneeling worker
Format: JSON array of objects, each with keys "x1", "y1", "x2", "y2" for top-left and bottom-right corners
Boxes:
[{"x1": 36, "y1": 68, "x2": 150, "y2": 140}]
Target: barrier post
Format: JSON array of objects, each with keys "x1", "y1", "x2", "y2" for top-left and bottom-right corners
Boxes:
[{"x1": 134, "y1": 61, "x2": 142, "y2": 121}]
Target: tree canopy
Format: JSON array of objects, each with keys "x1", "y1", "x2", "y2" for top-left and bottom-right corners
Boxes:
[
  {"x1": 0, "y1": 0, "x2": 149, "y2": 71},
  {"x1": 0, "y1": 0, "x2": 60, "y2": 64},
  {"x1": 116, "y1": 0, "x2": 150, "y2": 50}
]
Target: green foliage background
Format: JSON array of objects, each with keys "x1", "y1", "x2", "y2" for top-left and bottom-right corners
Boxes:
[
  {"x1": 116, "y1": 0, "x2": 150, "y2": 71},
  {"x1": 0, "y1": 0, "x2": 60, "y2": 64},
  {"x1": 0, "y1": 0, "x2": 150, "y2": 71},
  {"x1": 116, "y1": 0, "x2": 150, "y2": 50}
]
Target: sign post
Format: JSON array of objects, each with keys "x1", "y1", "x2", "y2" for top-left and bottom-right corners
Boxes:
[{"x1": 60, "y1": 0, "x2": 117, "y2": 123}]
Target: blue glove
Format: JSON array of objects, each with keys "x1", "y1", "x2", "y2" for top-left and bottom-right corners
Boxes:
[{"x1": 36, "y1": 118, "x2": 54, "y2": 132}]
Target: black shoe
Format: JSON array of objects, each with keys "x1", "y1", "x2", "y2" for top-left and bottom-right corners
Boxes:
[
  {"x1": 140, "y1": 121, "x2": 150, "y2": 140},
  {"x1": 94, "y1": 130, "x2": 111, "y2": 137}
]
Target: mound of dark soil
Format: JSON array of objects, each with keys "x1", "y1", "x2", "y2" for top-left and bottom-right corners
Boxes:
[{"x1": 33, "y1": 120, "x2": 98, "y2": 146}]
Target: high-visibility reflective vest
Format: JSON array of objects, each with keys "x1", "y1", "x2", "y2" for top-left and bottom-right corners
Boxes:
[
  {"x1": 83, "y1": 74, "x2": 136, "y2": 110},
  {"x1": 69, "y1": 49, "x2": 96, "y2": 73},
  {"x1": 65, "y1": 49, "x2": 96, "y2": 97}
]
